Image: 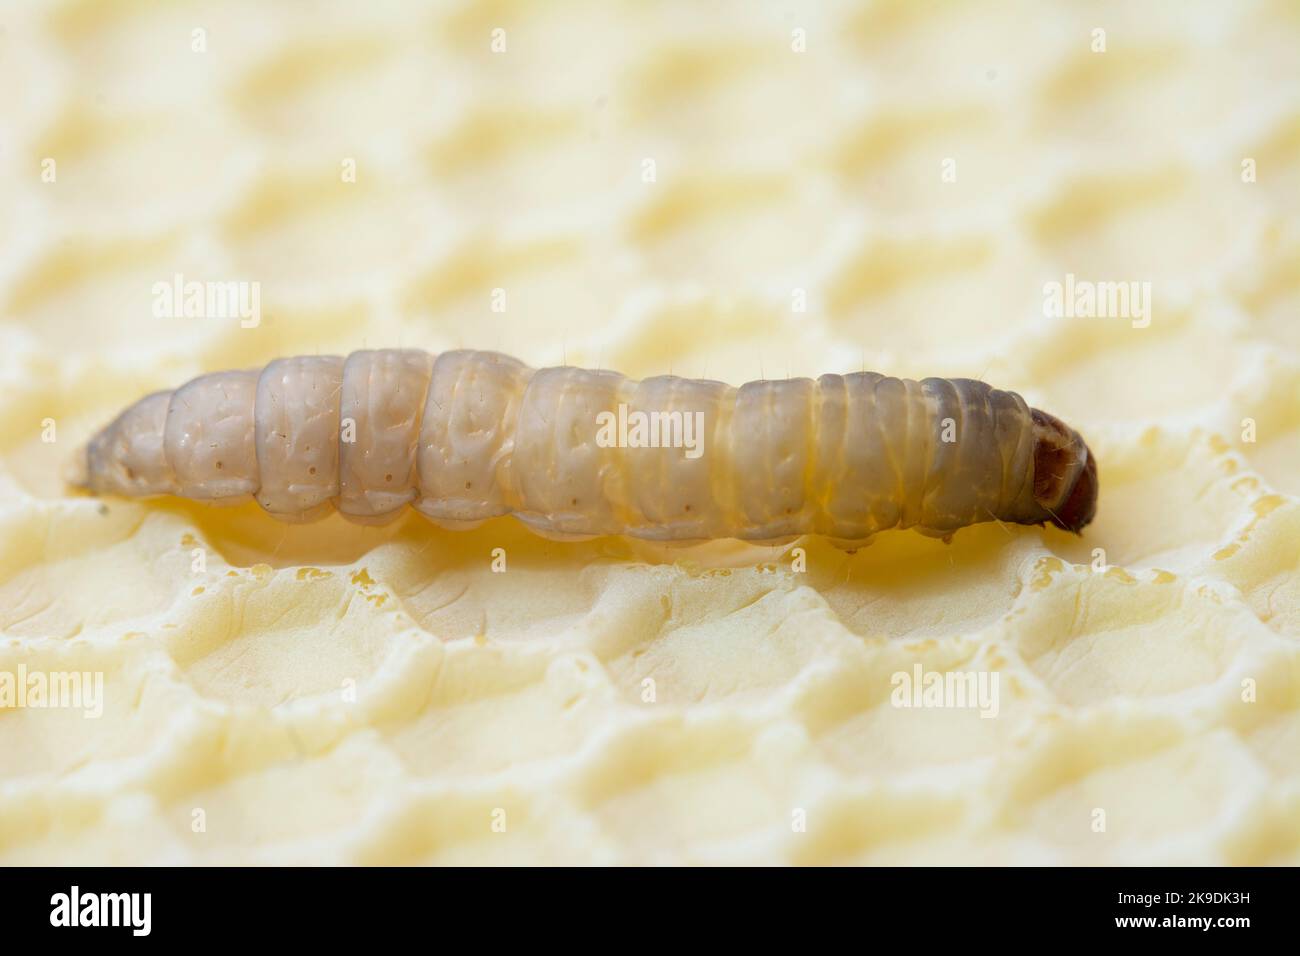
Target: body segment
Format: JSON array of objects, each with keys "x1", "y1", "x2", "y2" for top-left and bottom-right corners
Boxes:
[{"x1": 254, "y1": 355, "x2": 343, "y2": 519}]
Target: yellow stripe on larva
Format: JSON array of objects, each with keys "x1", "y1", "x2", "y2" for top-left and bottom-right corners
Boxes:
[{"x1": 75, "y1": 349, "x2": 1098, "y2": 542}]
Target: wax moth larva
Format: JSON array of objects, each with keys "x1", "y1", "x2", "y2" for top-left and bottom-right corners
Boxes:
[{"x1": 68, "y1": 349, "x2": 1098, "y2": 543}]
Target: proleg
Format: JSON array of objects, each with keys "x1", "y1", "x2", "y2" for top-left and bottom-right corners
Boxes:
[{"x1": 70, "y1": 350, "x2": 1098, "y2": 542}]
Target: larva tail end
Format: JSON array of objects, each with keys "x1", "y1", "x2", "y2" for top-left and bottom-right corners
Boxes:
[
  {"x1": 63, "y1": 444, "x2": 91, "y2": 491},
  {"x1": 1030, "y1": 409, "x2": 1098, "y2": 534},
  {"x1": 1053, "y1": 449, "x2": 1097, "y2": 534}
]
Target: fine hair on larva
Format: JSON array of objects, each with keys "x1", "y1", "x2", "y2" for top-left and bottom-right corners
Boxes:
[{"x1": 68, "y1": 349, "x2": 1098, "y2": 544}]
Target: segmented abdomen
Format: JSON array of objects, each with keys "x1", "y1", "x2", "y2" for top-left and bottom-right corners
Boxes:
[{"x1": 76, "y1": 350, "x2": 1098, "y2": 541}]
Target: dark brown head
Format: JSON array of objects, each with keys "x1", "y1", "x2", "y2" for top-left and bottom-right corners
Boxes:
[{"x1": 1030, "y1": 408, "x2": 1098, "y2": 534}]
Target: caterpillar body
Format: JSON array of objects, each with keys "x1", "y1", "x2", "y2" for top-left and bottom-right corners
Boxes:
[{"x1": 69, "y1": 350, "x2": 1098, "y2": 542}]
